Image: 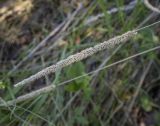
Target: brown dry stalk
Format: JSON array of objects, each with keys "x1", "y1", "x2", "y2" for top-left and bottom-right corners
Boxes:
[{"x1": 14, "y1": 30, "x2": 137, "y2": 88}]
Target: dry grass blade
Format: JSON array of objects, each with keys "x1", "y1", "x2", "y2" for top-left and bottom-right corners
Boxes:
[
  {"x1": 9, "y1": 3, "x2": 83, "y2": 74},
  {"x1": 144, "y1": 0, "x2": 160, "y2": 13},
  {"x1": 84, "y1": 0, "x2": 137, "y2": 25},
  {"x1": 14, "y1": 30, "x2": 137, "y2": 88}
]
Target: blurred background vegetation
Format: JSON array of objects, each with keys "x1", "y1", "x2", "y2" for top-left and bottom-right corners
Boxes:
[{"x1": 0, "y1": 0, "x2": 160, "y2": 125}]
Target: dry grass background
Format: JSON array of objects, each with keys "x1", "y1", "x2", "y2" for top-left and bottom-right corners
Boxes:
[{"x1": 0, "y1": 0, "x2": 160, "y2": 126}]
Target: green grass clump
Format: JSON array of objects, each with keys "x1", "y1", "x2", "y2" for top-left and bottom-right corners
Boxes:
[{"x1": 0, "y1": 0, "x2": 160, "y2": 125}]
